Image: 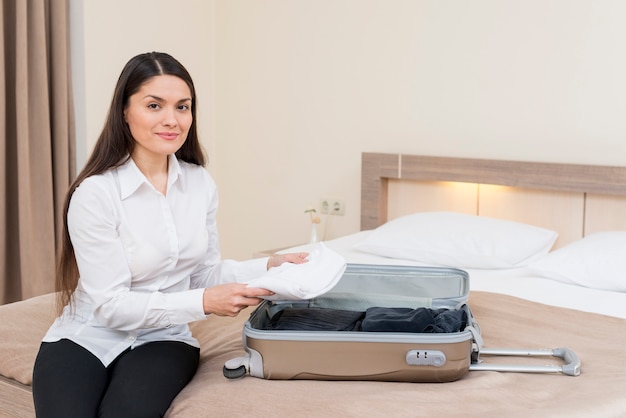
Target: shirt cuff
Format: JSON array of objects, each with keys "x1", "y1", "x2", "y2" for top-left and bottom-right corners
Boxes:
[
  {"x1": 165, "y1": 288, "x2": 208, "y2": 324},
  {"x1": 232, "y1": 257, "x2": 270, "y2": 283}
]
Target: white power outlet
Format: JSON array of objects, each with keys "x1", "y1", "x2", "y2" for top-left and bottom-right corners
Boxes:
[{"x1": 320, "y1": 198, "x2": 345, "y2": 215}]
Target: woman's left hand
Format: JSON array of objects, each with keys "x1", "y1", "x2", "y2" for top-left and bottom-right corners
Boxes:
[{"x1": 267, "y1": 252, "x2": 309, "y2": 270}]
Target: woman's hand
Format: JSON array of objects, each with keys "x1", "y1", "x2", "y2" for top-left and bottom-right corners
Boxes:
[
  {"x1": 267, "y1": 252, "x2": 309, "y2": 270},
  {"x1": 202, "y1": 252, "x2": 309, "y2": 316},
  {"x1": 202, "y1": 283, "x2": 274, "y2": 316}
]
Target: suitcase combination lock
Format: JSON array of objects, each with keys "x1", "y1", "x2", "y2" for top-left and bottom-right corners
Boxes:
[{"x1": 405, "y1": 350, "x2": 446, "y2": 367}]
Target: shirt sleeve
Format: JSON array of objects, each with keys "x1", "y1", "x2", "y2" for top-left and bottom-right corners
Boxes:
[
  {"x1": 190, "y1": 257, "x2": 270, "y2": 289},
  {"x1": 189, "y1": 171, "x2": 270, "y2": 288},
  {"x1": 69, "y1": 179, "x2": 206, "y2": 331}
]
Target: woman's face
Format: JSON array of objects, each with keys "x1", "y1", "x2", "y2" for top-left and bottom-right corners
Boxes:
[{"x1": 124, "y1": 74, "x2": 193, "y2": 161}]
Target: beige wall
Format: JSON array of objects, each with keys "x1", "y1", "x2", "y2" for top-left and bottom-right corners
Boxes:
[{"x1": 74, "y1": 1, "x2": 626, "y2": 260}]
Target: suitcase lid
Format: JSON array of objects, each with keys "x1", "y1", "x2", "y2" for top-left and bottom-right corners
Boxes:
[{"x1": 309, "y1": 263, "x2": 469, "y2": 310}]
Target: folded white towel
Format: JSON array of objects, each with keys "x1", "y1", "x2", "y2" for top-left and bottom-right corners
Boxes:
[{"x1": 246, "y1": 242, "x2": 347, "y2": 300}]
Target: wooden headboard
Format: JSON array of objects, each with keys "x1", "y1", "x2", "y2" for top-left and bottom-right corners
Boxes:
[{"x1": 361, "y1": 153, "x2": 626, "y2": 248}]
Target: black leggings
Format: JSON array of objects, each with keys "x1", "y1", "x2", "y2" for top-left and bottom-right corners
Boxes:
[{"x1": 32, "y1": 339, "x2": 199, "y2": 418}]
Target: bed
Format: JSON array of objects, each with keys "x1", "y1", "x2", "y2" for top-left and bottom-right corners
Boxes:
[{"x1": 2, "y1": 152, "x2": 626, "y2": 417}]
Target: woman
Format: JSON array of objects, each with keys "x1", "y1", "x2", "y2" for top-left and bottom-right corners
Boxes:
[{"x1": 32, "y1": 51, "x2": 307, "y2": 417}]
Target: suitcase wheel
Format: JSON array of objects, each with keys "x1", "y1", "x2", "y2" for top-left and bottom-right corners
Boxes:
[
  {"x1": 223, "y1": 356, "x2": 250, "y2": 379},
  {"x1": 223, "y1": 364, "x2": 247, "y2": 379}
]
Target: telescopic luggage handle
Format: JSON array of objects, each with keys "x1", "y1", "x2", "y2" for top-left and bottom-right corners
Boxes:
[{"x1": 470, "y1": 347, "x2": 581, "y2": 376}]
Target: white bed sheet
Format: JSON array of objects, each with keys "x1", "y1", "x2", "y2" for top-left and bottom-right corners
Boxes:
[{"x1": 281, "y1": 231, "x2": 626, "y2": 319}]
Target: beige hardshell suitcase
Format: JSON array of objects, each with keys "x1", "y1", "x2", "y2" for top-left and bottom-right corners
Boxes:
[{"x1": 224, "y1": 264, "x2": 580, "y2": 382}]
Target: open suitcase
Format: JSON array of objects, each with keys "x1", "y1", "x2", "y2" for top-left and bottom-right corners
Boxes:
[{"x1": 224, "y1": 264, "x2": 580, "y2": 382}]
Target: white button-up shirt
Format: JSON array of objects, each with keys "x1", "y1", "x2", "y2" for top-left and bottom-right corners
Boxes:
[{"x1": 43, "y1": 155, "x2": 267, "y2": 366}]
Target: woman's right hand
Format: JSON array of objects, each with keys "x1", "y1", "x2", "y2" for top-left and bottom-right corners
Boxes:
[{"x1": 202, "y1": 283, "x2": 274, "y2": 316}]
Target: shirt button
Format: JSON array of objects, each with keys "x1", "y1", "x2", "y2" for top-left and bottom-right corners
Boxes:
[{"x1": 128, "y1": 335, "x2": 136, "y2": 342}]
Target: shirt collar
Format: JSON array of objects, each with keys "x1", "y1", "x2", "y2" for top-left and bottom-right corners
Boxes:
[{"x1": 118, "y1": 155, "x2": 184, "y2": 200}]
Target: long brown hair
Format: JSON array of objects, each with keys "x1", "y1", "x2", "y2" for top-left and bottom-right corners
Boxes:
[{"x1": 56, "y1": 52, "x2": 206, "y2": 311}]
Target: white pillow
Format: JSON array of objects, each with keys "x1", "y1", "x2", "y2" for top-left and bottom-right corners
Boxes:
[
  {"x1": 529, "y1": 231, "x2": 626, "y2": 292},
  {"x1": 353, "y1": 212, "x2": 558, "y2": 269}
]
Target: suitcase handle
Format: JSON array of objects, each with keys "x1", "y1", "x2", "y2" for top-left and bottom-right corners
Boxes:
[{"x1": 470, "y1": 347, "x2": 581, "y2": 376}]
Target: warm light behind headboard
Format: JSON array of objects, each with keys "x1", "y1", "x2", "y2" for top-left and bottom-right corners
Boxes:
[
  {"x1": 387, "y1": 180, "x2": 477, "y2": 220},
  {"x1": 387, "y1": 180, "x2": 585, "y2": 249}
]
